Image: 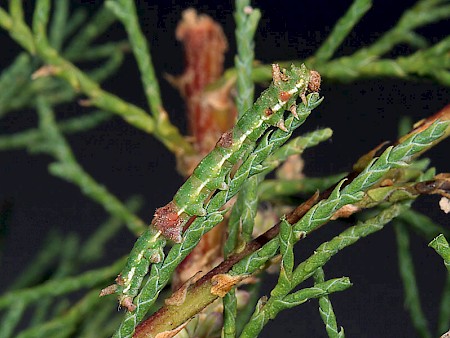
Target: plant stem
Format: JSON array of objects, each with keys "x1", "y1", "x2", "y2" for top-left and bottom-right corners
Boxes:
[
  {"x1": 313, "y1": 268, "x2": 345, "y2": 338},
  {"x1": 15, "y1": 290, "x2": 101, "y2": 338},
  {"x1": 0, "y1": 3, "x2": 194, "y2": 156},
  {"x1": 0, "y1": 111, "x2": 112, "y2": 151},
  {"x1": 0, "y1": 300, "x2": 25, "y2": 338},
  {"x1": 314, "y1": 0, "x2": 372, "y2": 63},
  {"x1": 234, "y1": 0, "x2": 260, "y2": 117},
  {"x1": 438, "y1": 272, "x2": 450, "y2": 336},
  {"x1": 0, "y1": 257, "x2": 126, "y2": 309},
  {"x1": 394, "y1": 222, "x2": 431, "y2": 338},
  {"x1": 239, "y1": 204, "x2": 406, "y2": 338}
]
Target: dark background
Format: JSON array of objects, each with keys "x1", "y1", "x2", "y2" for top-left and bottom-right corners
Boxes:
[{"x1": 0, "y1": 1, "x2": 449, "y2": 337}]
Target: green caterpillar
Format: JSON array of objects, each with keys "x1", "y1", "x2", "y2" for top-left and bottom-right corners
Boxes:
[
  {"x1": 100, "y1": 228, "x2": 165, "y2": 311},
  {"x1": 152, "y1": 64, "x2": 321, "y2": 243},
  {"x1": 106, "y1": 91, "x2": 323, "y2": 312}
]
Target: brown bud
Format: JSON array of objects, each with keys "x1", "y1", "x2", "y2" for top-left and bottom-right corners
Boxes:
[{"x1": 308, "y1": 70, "x2": 321, "y2": 92}]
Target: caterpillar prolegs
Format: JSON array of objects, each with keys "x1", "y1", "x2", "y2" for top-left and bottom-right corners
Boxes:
[{"x1": 153, "y1": 64, "x2": 321, "y2": 243}]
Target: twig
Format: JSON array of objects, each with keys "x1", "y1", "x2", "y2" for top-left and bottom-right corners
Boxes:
[
  {"x1": 9, "y1": 231, "x2": 63, "y2": 290},
  {"x1": 239, "y1": 204, "x2": 405, "y2": 337},
  {"x1": 63, "y1": 6, "x2": 117, "y2": 58},
  {"x1": 399, "y1": 208, "x2": 450, "y2": 240},
  {"x1": 394, "y1": 222, "x2": 431, "y2": 338},
  {"x1": 33, "y1": 98, "x2": 145, "y2": 235},
  {"x1": 48, "y1": 0, "x2": 68, "y2": 51},
  {"x1": 258, "y1": 174, "x2": 346, "y2": 201},
  {"x1": 105, "y1": 0, "x2": 163, "y2": 119},
  {"x1": 0, "y1": 300, "x2": 25, "y2": 338},
  {"x1": 313, "y1": 267, "x2": 345, "y2": 338},
  {"x1": 234, "y1": 0, "x2": 261, "y2": 117},
  {"x1": 0, "y1": 110, "x2": 112, "y2": 151},
  {"x1": 0, "y1": 3, "x2": 194, "y2": 156},
  {"x1": 222, "y1": 290, "x2": 238, "y2": 338},
  {"x1": 15, "y1": 290, "x2": 101, "y2": 338},
  {"x1": 438, "y1": 272, "x2": 450, "y2": 336},
  {"x1": 314, "y1": 0, "x2": 372, "y2": 63},
  {"x1": 0, "y1": 257, "x2": 126, "y2": 309}
]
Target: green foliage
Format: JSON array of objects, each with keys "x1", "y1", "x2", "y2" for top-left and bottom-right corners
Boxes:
[
  {"x1": 395, "y1": 223, "x2": 431, "y2": 338},
  {"x1": 429, "y1": 234, "x2": 450, "y2": 271},
  {"x1": 0, "y1": 0, "x2": 449, "y2": 337},
  {"x1": 234, "y1": 0, "x2": 260, "y2": 117},
  {"x1": 313, "y1": 268, "x2": 345, "y2": 338}
]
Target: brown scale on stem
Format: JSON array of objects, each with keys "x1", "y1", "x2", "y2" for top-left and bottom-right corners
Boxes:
[{"x1": 210, "y1": 274, "x2": 249, "y2": 298}]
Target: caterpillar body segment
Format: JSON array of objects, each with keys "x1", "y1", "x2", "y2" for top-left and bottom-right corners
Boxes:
[
  {"x1": 153, "y1": 64, "x2": 314, "y2": 243},
  {"x1": 112, "y1": 229, "x2": 166, "y2": 311}
]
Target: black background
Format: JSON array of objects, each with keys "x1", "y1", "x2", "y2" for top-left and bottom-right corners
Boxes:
[{"x1": 0, "y1": 1, "x2": 449, "y2": 337}]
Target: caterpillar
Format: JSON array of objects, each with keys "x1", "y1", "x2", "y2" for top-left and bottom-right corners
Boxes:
[{"x1": 153, "y1": 64, "x2": 321, "y2": 243}]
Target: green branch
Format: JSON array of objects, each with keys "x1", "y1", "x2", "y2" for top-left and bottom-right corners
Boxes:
[
  {"x1": 353, "y1": 0, "x2": 450, "y2": 58},
  {"x1": 438, "y1": 272, "x2": 450, "y2": 335},
  {"x1": 0, "y1": 300, "x2": 25, "y2": 338},
  {"x1": 222, "y1": 290, "x2": 238, "y2": 338},
  {"x1": 258, "y1": 173, "x2": 346, "y2": 201},
  {"x1": 32, "y1": 98, "x2": 145, "y2": 235},
  {"x1": 0, "y1": 257, "x2": 126, "y2": 309},
  {"x1": 234, "y1": 0, "x2": 261, "y2": 117},
  {"x1": 0, "y1": 2, "x2": 194, "y2": 156},
  {"x1": 313, "y1": 268, "x2": 345, "y2": 338},
  {"x1": 9, "y1": 231, "x2": 63, "y2": 290},
  {"x1": 105, "y1": 0, "x2": 161, "y2": 116},
  {"x1": 223, "y1": 0, "x2": 450, "y2": 86},
  {"x1": 394, "y1": 222, "x2": 431, "y2": 338},
  {"x1": 314, "y1": 0, "x2": 372, "y2": 63},
  {"x1": 15, "y1": 290, "x2": 101, "y2": 338},
  {"x1": 399, "y1": 208, "x2": 450, "y2": 240},
  {"x1": 63, "y1": 6, "x2": 117, "y2": 58},
  {"x1": 105, "y1": 0, "x2": 195, "y2": 157},
  {"x1": 0, "y1": 110, "x2": 112, "y2": 151},
  {"x1": 239, "y1": 204, "x2": 405, "y2": 337},
  {"x1": 0, "y1": 4, "x2": 126, "y2": 117},
  {"x1": 48, "y1": 0, "x2": 68, "y2": 51}
]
